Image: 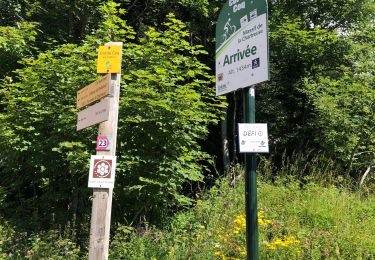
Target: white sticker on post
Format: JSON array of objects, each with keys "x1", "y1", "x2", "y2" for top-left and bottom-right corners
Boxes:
[
  {"x1": 88, "y1": 155, "x2": 116, "y2": 188},
  {"x1": 238, "y1": 123, "x2": 269, "y2": 153}
]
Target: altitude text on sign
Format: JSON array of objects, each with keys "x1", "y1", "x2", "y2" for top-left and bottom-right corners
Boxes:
[{"x1": 76, "y1": 74, "x2": 112, "y2": 109}]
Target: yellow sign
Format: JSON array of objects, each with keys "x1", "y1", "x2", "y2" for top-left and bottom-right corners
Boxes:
[{"x1": 97, "y1": 45, "x2": 122, "y2": 73}]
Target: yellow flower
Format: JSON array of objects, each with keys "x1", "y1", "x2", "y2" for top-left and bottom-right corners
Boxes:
[
  {"x1": 238, "y1": 246, "x2": 247, "y2": 256},
  {"x1": 200, "y1": 225, "x2": 205, "y2": 229},
  {"x1": 267, "y1": 244, "x2": 277, "y2": 250},
  {"x1": 266, "y1": 236, "x2": 300, "y2": 249},
  {"x1": 219, "y1": 234, "x2": 229, "y2": 242},
  {"x1": 214, "y1": 251, "x2": 227, "y2": 259},
  {"x1": 258, "y1": 218, "x2": 266, "y2": 226},
  {"x1": 257, "y1": 210, "x2": 272, "y2": 227},
  {"x1": 233, "y1": 214, "x2": 246, "y2": 229}
]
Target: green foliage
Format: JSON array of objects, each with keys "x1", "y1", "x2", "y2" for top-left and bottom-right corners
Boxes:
[
  {"x1": 118, "y1": 0, "x2": 223, "y2": 51},
  {"x1": 0, "y1": 2, "x2": 225, "y2": 229},
  {"x1": 110, "y1": 224, "x2": 167, "y2": 259},
  {"x1": 269, "y1": 0, "x2": 375, "y2": 30},
  {"x1": 0, "y1": 0, "x2": 106, "y2": 43},
  {"x1": 0, "y1": 221, "x2": 81, "y2": 259},
  {"x1": 0, "y1": 222, "x2": 29, "y2": 258},
  {"x1": 0, "y1": 1, "x2": 374, "y2": 257},
  {"x1": 302, "y1": 22, "x2": 375, "y2": 175},
  {"x1": 258, "y1": 17, "x2": 349, "y2": 153},
  {"x1": 0, "y1": 22, "x2": 38, "y2": 77},
  {"x1": 0, "y1": 38, "x2": 98, "y2": 228},
  {"x1": 115, "y1": 13, "x2": 226, "y2": 220},
  {"x1": 27, "y1": 230, "x2": 81, "y2": 259},
  {"x1": 0, "y1": 0, "x2": 23, "y2": 26},
  {"x1": 152, "y1": 0, "x2": 211, "y2": 17},
  {"x1": 0, "y1": 2, "x2": 132, "y2": 229},
  {"x1": 257, "y1": 2, "x2": 374, "y2": 176}
]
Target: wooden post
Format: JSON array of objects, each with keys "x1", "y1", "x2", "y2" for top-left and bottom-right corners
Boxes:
[{"x1": 89, "y1": 42, "x2": 122, "y2": 260}]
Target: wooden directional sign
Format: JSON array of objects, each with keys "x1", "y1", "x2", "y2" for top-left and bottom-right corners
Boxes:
[
  {"x1": 77, "y1": 74, "x2": 112, "y2": 109},
  {"x1": 77, "y1": 99, "x2": 110, "y2": 131},
  {"x1": 97, "y1": 45, "x2": 122, "y2": 73}
]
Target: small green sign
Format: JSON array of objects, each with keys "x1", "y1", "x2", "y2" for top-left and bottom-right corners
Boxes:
[{"x1": 216, "y1": 0, "x2": 269, "y2": 96}]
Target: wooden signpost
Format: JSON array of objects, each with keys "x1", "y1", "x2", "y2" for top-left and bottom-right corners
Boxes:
[
  {"x1": 88, "y1": 42, "x2": 122, "y2": 260},
  {"x1": 76, "y1": 42, "x2": 122, "y2": 260}
]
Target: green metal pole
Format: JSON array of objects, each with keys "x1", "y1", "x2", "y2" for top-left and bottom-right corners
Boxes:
[{"x1": 244, "y1": 86, "x2": 259, "y2": 260}]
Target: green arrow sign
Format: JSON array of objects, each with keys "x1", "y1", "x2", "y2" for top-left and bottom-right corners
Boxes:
[{"x1": 216, "y1": 0, "x2": 269, "y2": 96}]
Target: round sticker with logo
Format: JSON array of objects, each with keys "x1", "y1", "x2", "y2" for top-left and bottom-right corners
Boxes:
[{"x1": 93, "y1": 159, "x2": 112, "y2": 178}]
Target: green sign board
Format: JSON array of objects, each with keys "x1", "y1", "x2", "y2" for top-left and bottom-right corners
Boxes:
[{"x1": 216, "y1": 0, "x2": 269, "y2": 96}]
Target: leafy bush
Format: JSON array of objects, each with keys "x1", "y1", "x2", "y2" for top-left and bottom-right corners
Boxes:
[
  {"x1": 27, "y1": 230, "x2": 81, "y2": 259},
  {"x1": 115, "y1": 13, "x2": 226, "y2": 221},
  {"x1": 258, "y1": 10, "x2": 374, "y2": 176},
  {"x1": 0, "y1": 223, "x2": 81, "y2": 259},
  {"x1": 0, "y1": 1, "x2": 225, "y2": 229},
  {"x1": 0, "y1": 22, "x2": 38, "y2": 77}
]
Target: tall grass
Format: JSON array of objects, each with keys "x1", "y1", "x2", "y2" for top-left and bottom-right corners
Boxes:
[
  {"x1": 109, "y1": 155, "x2": 375, "y2": 259},
  {"x1": 258, "y1": 151, "x2": 344, "y2": 185},
  {"x1": 1, "y1": 154, "x2": 374, "y2": 259}
]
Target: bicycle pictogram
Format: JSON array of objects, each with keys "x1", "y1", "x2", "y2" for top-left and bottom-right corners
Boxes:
[{"x1": 222, "y1": 18, "x2": 236, "y2": 43}]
